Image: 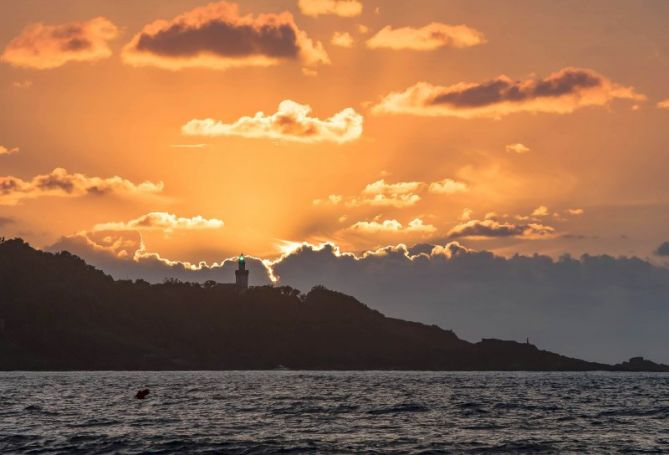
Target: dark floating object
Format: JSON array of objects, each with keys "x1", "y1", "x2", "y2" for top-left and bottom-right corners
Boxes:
[{"x1": 135, "y1": 389, "x2": 150, "y2": 400}]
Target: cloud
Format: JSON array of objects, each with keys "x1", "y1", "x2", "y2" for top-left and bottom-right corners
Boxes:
[
  {"x1": 298, "y1": 0, "x2": 363, "y2": 17},
  {"x1": 13, "y1": 80, "x2": 32, "y2": 89},
  {"x1": 170, "y1": 143, "x2": 208, "y2": 149},
  {"x1": 331, "y1": 31, "x2": 354, "y2": 48},
  {"x1": 366, "y1": 22, "x2": 485, "y2": 51},
  {"x1": 447, "y1": 219, "x2": 555, "y2": 239},
  {"x1": 316, "y1": 177, "x2": 467, "y2": 209},
  {"x1": 655, "y1": 242, "x2": 669, "y2": 257},
  {"x1": 122, "y1": 1, "x2": 329, "y2": 70},
  {"x1": 0, "y1": 146, "x2": 19, "y2": 156},
  {"x1": 459, "y1": 208, "x2": 473, "y2": 221},
  {"x1": 182, "y1": 100, "x2": 363, "y2": 144},
  {"x1": 1, "y1": 17, "x2": 118, "y2": 69},
  {"x1": 506, "y1": 143, "x2": 531, "y2": 154},
  {"x1": 372, "y1": 67, "x2": 646, "y2": 119},
  {"x1": 567, "y1": 208, "x2": 584, "y2": 216},
  {"x1": 93, "y1": 212, "x2": 223, "y2": 233},
  {"x1": 47, "y1": 231, "x2": 272, "y2": 285},
  {"x1": 428, "y1": 178, "x2": 468, "y2": 194},
  {"x1": 270, "y1": 242, "x2": 669, "y2": 363},
  {"x1": 349, "y1": 178, "x2": 423, "y2": 208},
  {"x1": 0, "y1": 168, "x2": 163, "y2": 206},
  {"x1": 531, "y1": 205, "x2": 549, "y2": 217},
  {"x1": 347, "y1": 193, "x2": 421, "y2": 208},
  {"x1": 658, "y1": 99, "x2": 669, "y2": 110},
  {"x1": 349, "y1": 217, "x2": 436, "y2": 234},
  {"x1": 362, "y1": 179, "x2": 422, "y2": 196},
  {"x1": 0, "y1": 216, "x2": 14, "y2": 227}
]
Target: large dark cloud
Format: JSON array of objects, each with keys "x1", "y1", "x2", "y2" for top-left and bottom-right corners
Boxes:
[
  {"x1": 122, "y1": 2, "x2": 329, "y2": 70},
  {"x1": 272, "y1": 243, "x2": 669, "y2": 364},
  {"x1": 446, "y1": 219, "x2": 555, "y2": 239},
  {"x1": 655, "y1": 241, "x2": 669, "y2": 257},
  {"x1": 431, "y1": 69, "x2": 602, "y2": 107},
  {"x1": 135, "y1": 19, "x2": 299, "y2": 58}
]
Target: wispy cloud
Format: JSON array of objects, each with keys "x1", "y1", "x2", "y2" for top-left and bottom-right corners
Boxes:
[
  {"x1": 373, "y1": 68, "x2": 645, "y2": 119},
  {"x1": 366, "y1": 22, "x2": 485, "y2": 51},
  {"x1": 315, "y1": 177, "x2": 468, "y2": 208},
  {"x1": 0, "y1": 146, "x2": 19, "y2": 156},
  {"x1": 0, "y1": 168, "x2": 163, "y2": 206},
  {"x1": 93, "y1": 212, "x2": 223, "y2": 233},
  {"x1": 505, "y1": 143, "x2": 531, "y2": 154},
  {"x1": 349, "y1": 217, "x2": 436, "y2": 234},
  {"x1": 298, "y1": 0, "x2": 363, "y2": 17},
  {"x1": 170, "y1": 144, "x2": 208, "y2": 149},
  {"x1": 1, "y1": 17, "x2": 118, "y2": 69},
  {"x1": 447, "y1": 218, "x2": 555, "y2": 239}
]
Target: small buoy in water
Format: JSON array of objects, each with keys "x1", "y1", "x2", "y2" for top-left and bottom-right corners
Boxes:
[{"x1": 135, "y1": 389, "x2": 150, "y2": 400}]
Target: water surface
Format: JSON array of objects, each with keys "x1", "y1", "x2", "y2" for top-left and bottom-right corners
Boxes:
[{"x1": 1, "y1": 371, "x2": 668, "y2": 453}]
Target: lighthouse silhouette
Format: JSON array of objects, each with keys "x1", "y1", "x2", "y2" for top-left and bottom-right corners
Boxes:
[{"x1": 235, "y1": 253, "x2": 249, "y2": 289}]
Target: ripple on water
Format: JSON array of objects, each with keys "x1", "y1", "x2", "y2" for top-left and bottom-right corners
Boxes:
[{"x1": 0, "y1": 371, "x2": 667, "y2": 453}]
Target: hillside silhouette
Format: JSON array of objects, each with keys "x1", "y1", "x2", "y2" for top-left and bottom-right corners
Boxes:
[{"x1": 0, "y1": 238, "x2": 666, "y2": 371}]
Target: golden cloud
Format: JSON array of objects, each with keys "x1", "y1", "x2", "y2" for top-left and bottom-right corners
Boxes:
[
  {"x1": 658, "y1": 99, "x2": 669, "y2": 110},
  {"x1": 447, "y1": 219, "x2": 555, "y2": 239},
  {"x1": 122, "y1": 1, "x2": 329, "y2": 70},
  {"x1": 362, "y1": 179, "x2": 423, "y2": 196},
  {"x1": 428, "y1": 178, "x2": 468, "y2": 194},
  {"x1": 182, "y1": 100, "x2": 363, "y2": 143},
  {"x1": 347, "y1": 193, "x2": 422, "y2": 208},
  {"x1": 315, "y1": 177, "x2": 467, "y2": 209},
  {"x1": 531, "y1": 205, "x2": 549, "y2": 217},
  {"x1": 298, "y1": 0, "x2": 363, "y2": 17},
  {"x1": 349, "y1": 217, "x2": 436, "y2": 234},
  {"x1": 348, "y1": 178, "x2": 423, "y2": 208},
  {"x1": 1, "y1": 17, "x2": 118, "y2": 69},
  {"x1": 13, "y1": 80, "x2": 33, "y2": 89},
  {"x1": 366, "y1": 22, "x2": 485, "y2": 51},
  {"x1": 0, "y1": 146, "x2": 19, "y2": 156},
  {"x1": 0, "y1": 168, "x2": 163, "y2": 206},
  {"x1": 505, "y1": 143, "x2": 531, "y2": 154},
  {"x1": 93, "y1": 212, "x2": 224, "y2": 232},
  {"x1": 372, "y1": 67, "x2": 646, "y2": 118},
  {"x1": 331, "y1": 31, "x2": 354, "y2": 48}
]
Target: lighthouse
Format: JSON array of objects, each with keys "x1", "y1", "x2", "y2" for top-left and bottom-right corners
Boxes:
[{"x1": 235, "y1": 253, "x2": 249, "y2": 289}]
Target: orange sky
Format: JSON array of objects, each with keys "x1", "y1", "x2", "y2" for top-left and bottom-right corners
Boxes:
[{"x1": 2, "y1": 0, "x2": 669, "y2": 266}]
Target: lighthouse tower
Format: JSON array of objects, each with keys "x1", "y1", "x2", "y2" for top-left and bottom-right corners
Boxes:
[{"x1": 235, "y1": 254, "x2": 249, "y2": 289}]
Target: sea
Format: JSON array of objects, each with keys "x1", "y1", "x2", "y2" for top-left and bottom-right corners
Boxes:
[{"x1": 1, "y1": 371, "x2": 668, "y2": 454}]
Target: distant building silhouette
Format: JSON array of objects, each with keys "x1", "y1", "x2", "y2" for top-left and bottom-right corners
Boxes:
[{"x1": 235, "y1": 254, "x2": 249, "y2": 289}]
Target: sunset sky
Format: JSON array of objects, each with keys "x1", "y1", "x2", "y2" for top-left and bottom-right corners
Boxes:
[{"x1": 2, "y1": 0, "x2": 669, "y2": 270}]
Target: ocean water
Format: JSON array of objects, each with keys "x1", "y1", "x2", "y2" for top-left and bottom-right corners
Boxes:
[{"x1": 1, "y1": 371, "x2": 668, "y2": 454}]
